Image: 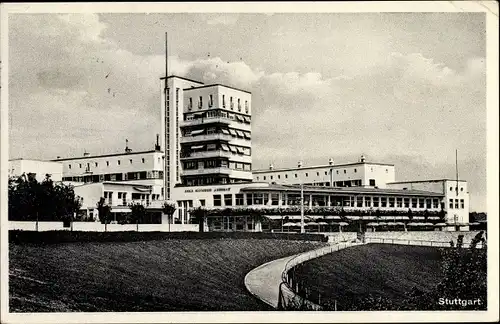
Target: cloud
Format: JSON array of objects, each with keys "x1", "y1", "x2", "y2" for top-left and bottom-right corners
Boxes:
[
  {"x1": 204, "y1": 14, "x2": 239, "y2": 25},
  {"x1": 8, "y1": 14, "x2": 486, "y2": 211}
]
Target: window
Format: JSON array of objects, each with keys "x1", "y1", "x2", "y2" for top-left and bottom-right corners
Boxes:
[
  {"x1": 106, "y1": 161, "x2": 109, "y2": 166},
  {"x1": 235, "y1": 194, "x2": 244, "y2": 206},
  {"x1": 316, "y1": 172, "x2": 319, "y2": 176},
  {"x1": 294, "y1": 174, "x2": 298, "y2": 178},
  {"x1": 129, "y1": 159, "x2": 132, "y2": 164},
  {"x1": 336, "y1": 170, "x2": 339, "y2": 174},
  {"x1": 354, "y1": 168, "x2": 357, "y2": 173},
  {"x1": 270, "y1": 176, "x2": 273, "y2": 180},
  {"x1": 389, "y1": 197, "x2": 395, "y2": 207},
  {"x1": 68, "y1": 164, "x2": 72, "y2": 169},
  {"x1": 237, "y1": 98, "x2": 241, "y2": 111},
  {"x1": 118, "y1": 160, "x2": 121, "y2": 165},
  {"x1": 224, "y1": 194, "x2": 232, "y2": 206},
  {"x1": 263, "y1": 176, "x2": 266, "y2": 180},
  {"x1": 450, "y1": 187, "x2": 453, "y2": 191},
  {"x1": 404, "y1": 198, "x2": 410, "y2": 208},
  {"x1": 455, "y1": 199, "x2": 459, "y2": 209},
  {"x1": 325, "y1": 171, "x2": 328, "y2": 175},
  {"x1": 449, "y1": 199, "x2": 453, "y2": 209},
  {"x1": 230, "y1": 96, "x2": 234, "y2": 110},
  {"x1": 411, "y1": 198, "x2": 417, "y2": 208},
  {"x1": 199, "y1": 96, "x2": 203, "y2": 109},
  {"x1": 356, "y1": 196, "x2": 363, "y2": 207},
  {"x1": 253, "y1": 193, "x2": 264, "y2": 205},
  {"x1": 381, "y1": 197, "x2": 387, "y2": 207},
  {"x1": 209, "y1": 94, "x2": 213, "y2": 108},
  {"x1": 142, "y1": 158, "x2": 145, "y2": 163},
  {"x1": 396, "y1": 198, "x2": 403, "y2": 208},
  {"x1": 95, "y1": 162, "x2": 98, "y2": 167},
  {"x1": 245, "y1": 100, "x2": 249, "y2": 113},
  {"x1": 188, "y1": 97, "x2": 193, "y2": 110},
  {"x1": 246, "y1": 193, "x2": 253, "y2": 206},
  {"x1": 222, "y1": 95, "x2": 226, "y2": 108},
  {"x1": 426, "y1": 199, "x2": 432, "y2": 209},
  {"x1": 305, "y1": 173, "x2": 308, "y2": 177},
  {"x1": 461, "y1": 187, "x2": 464, "y2": 192},
  {"x1": 79, "y1": 164, "x2": 82, "y2": 168},
  {"x1": 285, "y1": 174, "x2": 288, "y2": 178},
  {"x1": 344, "y1": 169, "x2": 347, "y2": 174},
  {"x1": 369, "y1": 179, "x2": 376, "y2": 186},
  {"x1": 271, "y1": 193, "x2": 279, "y2": 205},
  {"x1": 214, "y1": 195, "x2": 222, "y2": 206},
  {"x1": 433, "y1": 199, "x2": 439, "y2": 209},
  {"x1": 386, "y1": 169, "x2": 388, "y2": 173},
  {"x1": 419, "y1": 198, "x2": 425, "y2": 208},
  {"x1": 460, "y1": 199, "x2": 464, "y2": 209},
  {"x1": 373, "y1": 197, "x2": 379, "y2": 208}
]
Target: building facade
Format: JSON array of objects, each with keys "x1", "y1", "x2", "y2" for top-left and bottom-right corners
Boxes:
[
  {"x1": 161, "y1": 76, "x2": 253, "y2": 199},
  {"x1": 252, "y1": 156, "x2": 395, "y2": 188},
  {"x1": 387, "y1": 179, "x2": 470, "y2": 231},
  {"x1": 8, "y1": 159, "x2": 63, "y2": 182}
]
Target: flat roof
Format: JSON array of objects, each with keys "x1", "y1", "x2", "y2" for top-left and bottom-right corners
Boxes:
[
  {"x1": 253, "y1": 161, "x2": 395, "y2": 173},
  {"x1": 240, "y1": 184, "x2": 443, "y2": 197},
  {"x1": 388, "y1": 179, "x2": 467, "y2": 184},
  {"x1": 183, "y1": 83, "x2": 251, "y2": 94},
  {"x1": 159, "y1": 75, "x2": 204, "y2": 84},
  {"x1": 52, "y1": 150, "x2": 163, "y2": 162},
  {"x1": 72, "y1": 181, "x2": 152, "y2": 188},
  {"x1": 9, "y1": 158, "x2": 61, "y2": 163}
]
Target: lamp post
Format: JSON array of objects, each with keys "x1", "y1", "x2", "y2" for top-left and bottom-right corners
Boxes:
[{"x1": 300, "y1": 182, "x2": 305, "y2": 234}]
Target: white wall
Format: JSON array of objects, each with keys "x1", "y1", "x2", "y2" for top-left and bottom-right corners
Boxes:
[
  {"x1": 9, "y1": 221, "x2": 198, "y2": 232},
  {"x1": 8, "y1": 159, "x2": 63, "y2": 182}
]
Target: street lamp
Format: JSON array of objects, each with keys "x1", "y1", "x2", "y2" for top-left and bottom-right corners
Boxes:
[{"x1": 300, "y1": 182, "x2": 305, "y2": 234}]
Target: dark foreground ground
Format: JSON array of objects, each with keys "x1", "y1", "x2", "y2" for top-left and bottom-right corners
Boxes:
[
  {"x1": 10, "y1": 239, "x2": 324, "y2": 312},
  {"x1": 293, "y1": 243, "x2": 444, "y2": 309}
]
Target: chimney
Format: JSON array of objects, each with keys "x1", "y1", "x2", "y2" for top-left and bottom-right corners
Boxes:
[
  {"x1": 269, "y1": 163, "x2": 274, "y2": 170},
  {"x1": 298, "y1": 160, "x2": 303, "y2": 168},
  {"x1": 155, "y1": 134, "x2": 160, "y2": 151},
  {"x1": 125, "y1": 139, "x2": 132, "y2": 153},
  {"x1": 328, "y1": 158, "x2": 334, "y2": 166},
  {"x1": 360, "y1": 155, "x2": 366, "y2": 163}
]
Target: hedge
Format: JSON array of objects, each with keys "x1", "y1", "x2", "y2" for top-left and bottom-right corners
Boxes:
[{"x1": 9, "y1": 230, "x2": 328, "y2": 245}]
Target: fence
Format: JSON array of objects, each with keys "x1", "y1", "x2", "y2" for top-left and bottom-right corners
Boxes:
[
  {"x1": 278, "y1": 239, "x2": 362, "y2": 310},
  {"x1": 8, "y1": 221, "x2": 198, "y2": 233},
  {"x1": 277, "y1": 234, "x2": 486, "y2": 310}
]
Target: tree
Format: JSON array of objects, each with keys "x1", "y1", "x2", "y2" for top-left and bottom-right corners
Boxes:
[
  {"x1": 97, "y1": 197, "x2": 112, "y2": 232},
  {"x1": 162, "y1": 201, "x2": 177, "y2": 232},
  {"x1": 129, "y1": 202, "x2": 146, "y2": 231},
  {"x1": 190, "y1": 207, "x2": 208, "y2": 232}
]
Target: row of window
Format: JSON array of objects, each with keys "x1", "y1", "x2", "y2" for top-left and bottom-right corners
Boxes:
[
  {"x1": 184, "y1": 127, "x2": 251, "y2": 139},
  {"x1": 62, "y1": 170, "x2": 164, "y2": 183},
  {"x1": 449, "y1": 186, "x2": 465, "y2": 192},
  {"x1": 183, "y1": 159, "x2": 252, "y2": 171},
  {"x1": 67, "y1": 157, "x2": 158, "y2": 170},
  {"x1": 213, "y1": 192, "x2": 442, "y2": 208},
  {"x1": 187, "y1": 94, "x2": 249, "y2": 114},
  {"x1": 182, "y1": 176, "x2": 251, "y2": 186},
  {"x1": 102, "y1": 191, "x2": 161, "y2": 206},
  {"x1": 449, "y1": 199, "x2": 465, "y2": 209},
  {"x1": 185, "y1": 143, "x2": 251, "y2": 156},
  {"x1": 185, "y1": 109, "x2": 251, "y2": 123},
  {"x1": 254, "y1": 168, "x2": 389, "y2": 181}
]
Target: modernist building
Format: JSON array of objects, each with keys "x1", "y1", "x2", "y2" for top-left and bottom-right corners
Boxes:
[
  {"x1": 253, "y1": 156, "x2": 395, "y2": 188},
  {"x1": 161, "y1": 76, "x2": 253, "y2": 216}
]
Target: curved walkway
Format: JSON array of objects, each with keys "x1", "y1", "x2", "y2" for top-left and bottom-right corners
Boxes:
[
  {"x1": 244, "y1": 255, "x2": 296, "y2": 308},
  {"x1": 244, "y1": 241, "x2": 361, "y2": 308}
]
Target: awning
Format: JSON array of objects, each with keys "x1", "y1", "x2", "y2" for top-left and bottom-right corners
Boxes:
[
  {"x1": 305, "y1": 222, "x2": 318, "y2": 226},
  {"x1": 191, "y1": 145, "x2": 205, "y2": 150},
  {"x1": 236, "y1": 115, "x2": 244, "y2": 122},
  {"x1": 244, "y1": 132, "x2": 251, "y2": 139},
  {"x1": 221, "y1": 129, "x2": 230, "y2": 135},
  {"x1": 434, "y1": 223, "x2": 447, "y2": 226},
  {"x1": 229, "y1": 129, "x2": 237, "y2": 136},
  {"x1": 283, "y1": 222, "x2": 300, "y2": 227},
  {"x1": 236, "y1": 147, "x2": 245, "y2": 154},
  {"x1": 338, "y1": 222, "x2": 349, "y2": 226},
  {"x1": 189, "y1": 129, "x2": 204, "y2": 136},
  {"x1": 243, "y1": 116, "x2": 251, "y2": 123},
  {"x1": 229, "y1": 145, "x2": 238, "y2": 153},
  {"x1": 236, "y1": 130, "x2": 245, "y2": 137},
  {"x1": 318, "y1": 222, "x2": 328, "y2": 226},
  {"x1": 133, "y1": 186, "x2": 151, "y2": 192},
  {"x1": 221, "y1": 144, "x2": 230, "y2": 151}
]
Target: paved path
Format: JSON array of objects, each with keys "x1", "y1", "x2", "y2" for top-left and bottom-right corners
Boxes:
[{"x1": 244, "y1": 255, "x2": 295, "y2": 308}]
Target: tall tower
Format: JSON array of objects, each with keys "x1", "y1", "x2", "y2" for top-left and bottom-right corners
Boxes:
[
  {"x1": 160, "y1": 76, "x2": 203, "y2": 200},
  {"x1": 178, "y1": 84, "x2": 253, "y2": 186}
]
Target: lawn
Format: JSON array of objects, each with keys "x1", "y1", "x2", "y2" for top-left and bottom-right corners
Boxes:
[
  {"x1": 292, "y1": 243, "x2": 444, "y2": 309},
  {"x1": 9, "y1": 239, "x2": 325, "y2": 312}
]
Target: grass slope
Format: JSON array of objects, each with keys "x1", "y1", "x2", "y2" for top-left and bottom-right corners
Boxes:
[
  {"x1": 10, "y1": 239, "x2": 324, "y2": 312},
  {"x1": 293, "y1": 243, "x2": 443, "y2": 307}
]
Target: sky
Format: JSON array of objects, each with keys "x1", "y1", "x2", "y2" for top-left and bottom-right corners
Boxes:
[{"x1": 7, "y1": 12, "x2": 488, "y2": 211}]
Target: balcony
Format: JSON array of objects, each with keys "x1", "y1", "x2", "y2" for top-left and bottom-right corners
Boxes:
[
  {"x1": 182, "y1": 167, "x2": 234, "y2": 176},
  {"x1": 180, "y1": 133, "x2": 233, "y2": 143},
  {"x1": 180, "y1": 150, "x2": 252, "y2": 163},
  {"x1": 181, "y1": 117, "x2": 231, "y2": 127}
]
